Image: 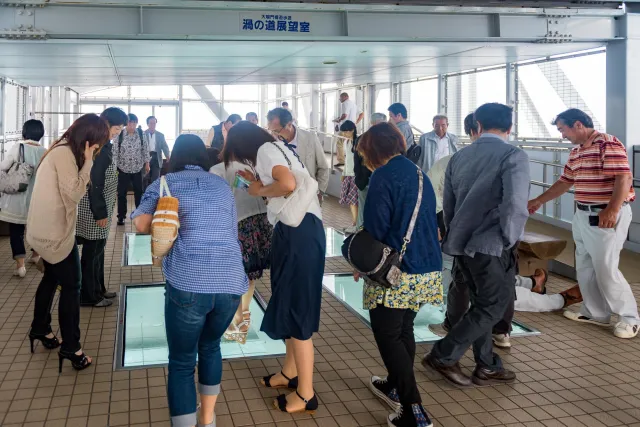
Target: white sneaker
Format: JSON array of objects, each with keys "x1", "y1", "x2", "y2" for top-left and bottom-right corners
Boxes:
[
  {"x1": 28, "y1": 255, "x2": 40, "y2": 264},
  {"x1": 14, "y1": 266, "x2": 26, "y2": 278},
  {"x1": 492, "y1": 334, "x2": 511, "y2": 348},
  {"x1": 613, "y1": 322, "x2": 639, "y2": 339},
  {"x1": 563, "y1": 310, "x2": 610, "y2": 326}
]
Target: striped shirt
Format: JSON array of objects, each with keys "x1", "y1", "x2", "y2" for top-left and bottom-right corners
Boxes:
[
  {"x1": 131, "y1": 165, "x2": 249, "y2": 295},
  {"x1": 559, "y1": 132, "x2": 635, "y2": 205}
]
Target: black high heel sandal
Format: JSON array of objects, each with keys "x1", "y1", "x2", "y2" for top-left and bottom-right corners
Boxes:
[
  {"x1": 261, "y1": 371, "x2": 298, "y2": 389},
  {"x1": 58, "y1": 350, "x2": 92, "y2": 373},
  {"x1": 274, "y1": 390, "x2": 318, "y2": 414},
  {"x1": 29, "y1": 332, "x2": 61, "y2": 353}
]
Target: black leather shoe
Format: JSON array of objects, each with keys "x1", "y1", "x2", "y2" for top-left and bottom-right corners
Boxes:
[
  {"x1": 117, "y1": 220, "x2": 125, "y2": 226},
  {"x1": 421, "y1": 353, "x2": 472, "y2": 388},
  {"x1": 472, "y1": 365, "x2": 516, "y2": 386}
]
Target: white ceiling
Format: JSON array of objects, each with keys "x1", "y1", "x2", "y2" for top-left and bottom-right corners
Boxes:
[{"x1": 0, "y1": 39, "x2": 604, "y2": 88}]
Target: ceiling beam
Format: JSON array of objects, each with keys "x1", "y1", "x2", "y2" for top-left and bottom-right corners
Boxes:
[{"x1": 0, "y1": 3, "x2": 620, "y2": 42}]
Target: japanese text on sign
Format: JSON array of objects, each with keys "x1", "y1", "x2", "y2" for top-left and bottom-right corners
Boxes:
[{"x1": 240, "y1": 13, "x2": 311, "y2": 34}]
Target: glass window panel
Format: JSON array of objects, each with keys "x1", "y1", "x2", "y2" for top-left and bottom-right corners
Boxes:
[
  {"x1": 206, "y1": 85, "x2": 222, "y2": 99},
  {"x1": 223, "y1": 102, "x2": 261, "y2": 123},
  {"x1": 129, "y1": 105, "x2": 153, "y2": 125},
  {"x1": 182, "y1": 101, "x2": 219, "y2": 130},
  {"x1": 282, "y1": 84, "x2": 293, "y2": 96},
  {"x1": 181, "y1": 85, "x2": 200, "y2": 100},
  {"x1": 81, "y1": 86, "x2": 128, "y2": 99},
  {"x1": 321, "y1": 83, "x2": 338, "y2": 90},
  {"x1": 405, "y1": 80, "x2": 438, "y2": 133},
  {"x1": 296, "y1": 96, "x2": 310, "y2": 128},
  {"x1": 375, "y1": 88, "x2": 391, "y2": 116},
  {"x1": 267, "y1": 84, "x2": 277, "y2": 100},
  {"x1": 153, "y1": 105, "x2": 177, "y2": 150},
  {"x1": 297, "y1": 84, "x2": 312, "y2": 95},
  {"x1": 80, "y1": 104, "x2": 101, "y2": 115},
  {"x1": 224, "y1": 85, "x2": 260, "y2": 101},
  {"x1": 130, "y1": 86, "x2": 178, "y2": 99},
  {"x1": 324, "y1": 92, "x2": 337, "y2": 133}
]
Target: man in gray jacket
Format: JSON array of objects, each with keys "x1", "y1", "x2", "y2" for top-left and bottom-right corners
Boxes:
[
  {"x1": 422, "y1": 103, "x2": 530, "y2": 388},
  {"x1": 267, "y1": 108, "x2": 330, "y2": 196},
  {"x1": 144, "y1": 116, "x2": 170, "y2": 187},
  {"x1": 388, "y1": 103, "x2": 414, "y2": 145},
  {"x1": 417, "y1": 114, "x2": 459, "y2": 173}
]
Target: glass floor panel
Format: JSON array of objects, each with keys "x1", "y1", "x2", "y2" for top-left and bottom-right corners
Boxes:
[
  {"x1": 122, "y1": 233, "x2": 153, "y2": 266},
  {"x1": 124, "y1": 229, "x2": 347, "y2": 266},
  {"x1": 322, "y1": 274, "x2": 540, "y2": 343},
  {"x1": 116, "y1": 284, "x2": 286, "y2": 370},
  {"x1": 325, "y1": 227, "x2": 346, "y2": 257}
]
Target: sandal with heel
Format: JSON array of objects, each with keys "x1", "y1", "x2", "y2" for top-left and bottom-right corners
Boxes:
[
  {"x1": 274, "y1": 390, "x2": 318, "y2": 414},
  {"x1": 261, "y1": 371, "x2": 298, "y2": 389},
  {"x1": 58, "y1": 350, "x2": 92, "y2": 373},
  {"x1": 29, "y1": 332, "x2": 61, "y2": 353},
  {"x1": 223, "y1": 311, "x2": 252, "y2": 344}
]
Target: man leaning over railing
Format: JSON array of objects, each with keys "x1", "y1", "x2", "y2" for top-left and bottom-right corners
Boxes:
[{"x1": 528, "y1": 108, "x2": 638, "y2": 340}]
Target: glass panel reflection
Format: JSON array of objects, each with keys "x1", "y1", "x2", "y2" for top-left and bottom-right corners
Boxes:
[
  {"x1": 325, "y1": 227, "x2": 346, "y2": 257},
  {"x1": 323, "y1": 274, "x2": 538, "y2": 343},
  {"x1": 122, "y1": 284, "x2": 286, "y2": 368}
]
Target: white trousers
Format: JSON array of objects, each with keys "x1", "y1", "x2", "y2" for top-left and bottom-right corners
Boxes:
[
  {"x1": 514, "y1": 275, "x2": 564, "y2": 312},
  {"x1": 573, "y1": 204, "x2": 638, "y2": 325}
]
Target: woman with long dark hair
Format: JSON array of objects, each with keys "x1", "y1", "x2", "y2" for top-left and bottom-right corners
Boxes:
[
  {"x1": 27, "y1": 114, "x2": 108, "y2": 372},
  {"x1": 132, "y1": 134, "x2": 247, "y2": 427},
  {"x1": 224, "y1": 120, "x2": 325, "y2": 415}
]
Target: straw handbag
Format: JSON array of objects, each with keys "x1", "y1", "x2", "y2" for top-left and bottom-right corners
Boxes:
[{"x1": 151, "y1": 177, "x2": 179, "y2": 266}]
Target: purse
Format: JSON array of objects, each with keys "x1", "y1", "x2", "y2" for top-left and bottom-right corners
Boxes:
[
  {"x1": 150, "y1": 176, "x2": 180, "y2": 266},
  {"x1": 342, "y1": 167, "x2": 424, "y2": 288},
  {"x1": 0, "y1": 144, "x2": 34, "y2": 194},
  {"x1": 263, "y1": 141, "x2": 318, "y2": 227}
]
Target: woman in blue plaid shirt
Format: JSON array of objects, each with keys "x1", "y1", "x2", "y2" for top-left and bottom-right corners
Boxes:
[{"x1": 132, "y1": 134, "x2": 248, "y2": 427}]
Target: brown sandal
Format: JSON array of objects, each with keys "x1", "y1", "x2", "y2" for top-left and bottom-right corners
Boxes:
[{"x1": 530, "y1": 269, "x2": 548, "y2": 294}]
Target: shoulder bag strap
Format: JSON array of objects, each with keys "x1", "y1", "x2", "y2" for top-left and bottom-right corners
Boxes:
[
  {"x1": 159, "y1": 176, "x2": 172, "y2": 198},
  {"x1": 268, "y1": 141, "x2": 293, "y2": 170},
  {"x1": 19, "y1": 143, "x2": 25, "y2": 163},
  {"x1": 399, "y1": 167, "x2": 424, "y2": 262}
]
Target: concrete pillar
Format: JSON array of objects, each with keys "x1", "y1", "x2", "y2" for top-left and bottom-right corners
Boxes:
[{"x1": 606, "y1": 8, "x2": 640, "y2": 250}]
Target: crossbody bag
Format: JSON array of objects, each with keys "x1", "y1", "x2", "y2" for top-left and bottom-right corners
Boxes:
[{"x1": 342, "y1": 166, "x2": 424, "y2": 288}]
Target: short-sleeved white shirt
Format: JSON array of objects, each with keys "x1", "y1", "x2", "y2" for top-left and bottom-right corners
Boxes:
[
  {"x1": 255, "y1": 141, "x2": 322, "y2": 225},
  {"x1": 340, "y1": 99, "x2": 360, "y2": 125}
]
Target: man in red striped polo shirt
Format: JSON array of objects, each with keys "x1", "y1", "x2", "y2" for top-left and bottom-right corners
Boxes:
[{"x1": 528, "y1": 109, "x2": 637, "y2": 339}]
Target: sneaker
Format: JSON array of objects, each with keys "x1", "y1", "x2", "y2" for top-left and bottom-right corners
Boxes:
[
  {"x1": 117, "y1": 219, "x2": 125, "y2": 226},
  {"x1": 94, "y1": 298, "x2": 113, "y2": 308},
  {"x1": 563, "y1": 310, "x2": 610, "y2": 326},
  {"x1": 28, "y1": 255, "x2": 40, "y2": 264},
  {"x1": 388, "y1": 404, "x2": 433, "y2": 427},
  {"x1": 103, "y1": 291, "x2": 117, "y2": 299},
  {"x1": 13, "y1": 266, "x2": 26, "y2": 278},
  {"x1": 492, "y1": 333, "x2": 511, "y2": 348},
  {"x1": 613, "y1": 322, "x2": 639, "y2": 339},
  {"x1": 369, "y1": 376, "x2": 401, "y2": 411}
]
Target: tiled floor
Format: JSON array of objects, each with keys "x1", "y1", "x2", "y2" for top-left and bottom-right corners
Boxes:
[{"x1": 1, "y1": 196, "x2": 639, "y2": 427}]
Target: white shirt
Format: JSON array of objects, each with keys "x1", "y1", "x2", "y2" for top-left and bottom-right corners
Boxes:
[
  {"x1": 255, "y1": 141, "x2": 322, "y2": 225},
  {"x1": 434, "y1": 134, "x2": 450, "y2": 163},
  {"x1": 340, "y1": 99, "x2": 361, "y2": 126},
  {"x1": 285, "y1": 127, "x2": 299, "y2": 152},
  {"x1": 148, "y1": 132, "x2": 156, "y2": 152},
  {"x1": 210, "y1": 162, "x2": 268, "y2": 222},
  {"x1": 426, "y1": 154, "x2": 453, "y2": 214}
]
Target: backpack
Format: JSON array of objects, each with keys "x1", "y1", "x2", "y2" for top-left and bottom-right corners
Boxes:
[
  {"x1": 405, "y1": 143, "x2": 422, "y2": 165},
  {"x1": 117, "y1": 127, "x2": 146, "y2": 160}
]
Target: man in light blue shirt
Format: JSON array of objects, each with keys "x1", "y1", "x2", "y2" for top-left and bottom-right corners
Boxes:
[{"x1": 423, "y1": 103, "x2": 530, "y2": 389}]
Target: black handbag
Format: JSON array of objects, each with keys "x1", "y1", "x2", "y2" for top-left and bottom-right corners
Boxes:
[
  {"x1": 342, "y1": 167, "x2": 424, "y2": 288},
  {"x1": 405, "y1": 143, "x2": 422, "y2": 165}
]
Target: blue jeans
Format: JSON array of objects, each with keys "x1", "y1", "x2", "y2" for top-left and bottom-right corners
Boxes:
[{"x1": 164, "y1": 282, "x2": 241, "y2": 427}]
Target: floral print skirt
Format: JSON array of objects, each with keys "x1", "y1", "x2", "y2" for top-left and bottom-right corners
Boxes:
[
  {"x1": 238, "y1": 213, "x2": 273, "y2": 280},
  {"x1": 363, "y1": 270, "x2": 443, "y2": 312}
]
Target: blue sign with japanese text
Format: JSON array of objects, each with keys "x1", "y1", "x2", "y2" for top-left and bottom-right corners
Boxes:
[{"x1": 240, "y1": 13, "x2": 312, "y2": 34}]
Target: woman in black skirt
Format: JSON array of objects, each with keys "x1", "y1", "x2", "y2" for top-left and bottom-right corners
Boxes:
[{"x1": 224, "y1": 120, "x2": 326, "y2": 415}]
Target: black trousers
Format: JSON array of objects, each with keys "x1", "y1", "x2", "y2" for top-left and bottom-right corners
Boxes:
[
  {"x1": 431, "y1": 248, "x2": 516, "y2": 369},
  {"x1": 443, "y1": 258, "x2": 514, "y2": 335},
  {"x1": 146, "y1": 152, "x2": 160, "y2": 189},
  {"x1": 77, "y1": 237, "x2": 107, "y2": 305},
  {"x1": 117, "y1": 169, "x2": 143, "y2": 222},
  {"x1": 370, "y1": 304, "x2": 421, "y2": 405},
  {"x1": 9, "y1": 223, "x2": 26, "y2": 259},
  {"x1": 31, "y1": 245, "x2": 82, "y2": 353}
]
